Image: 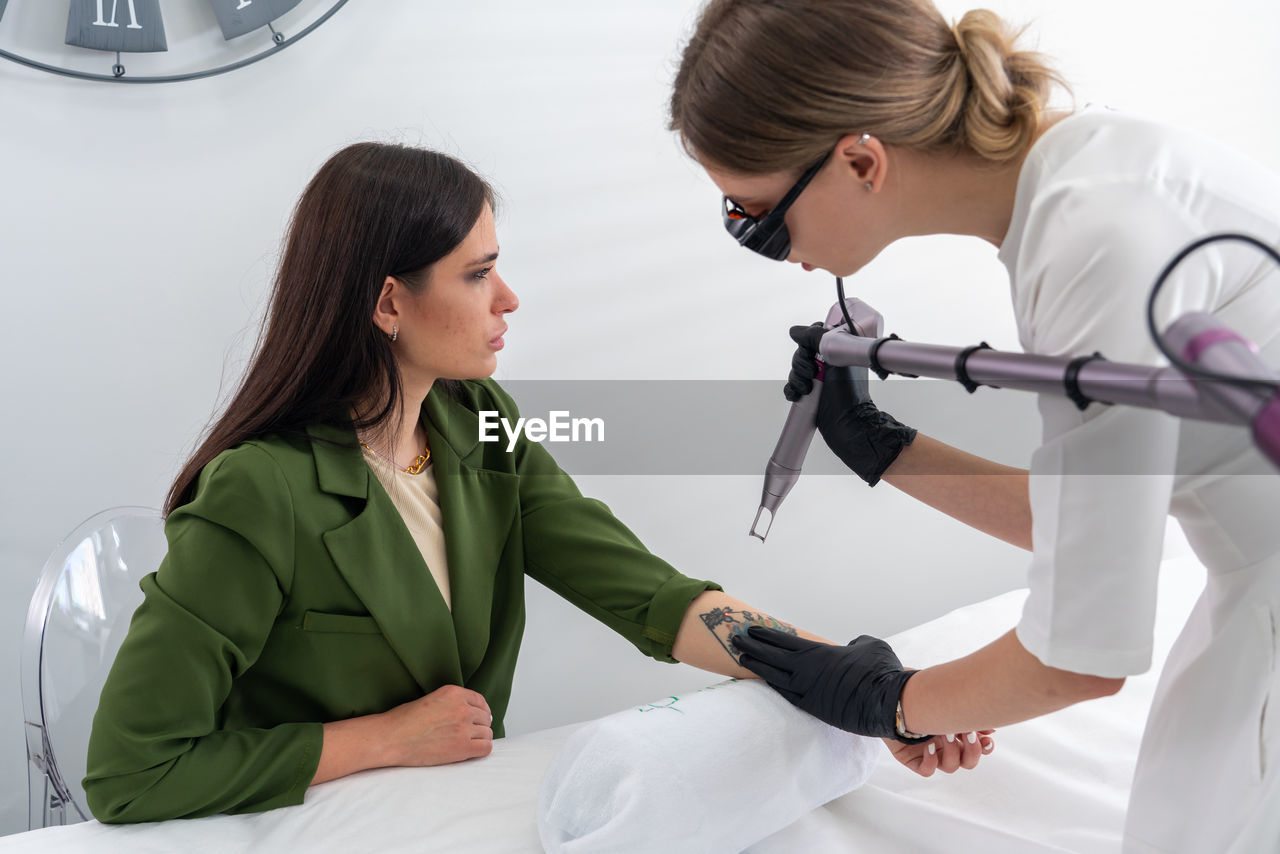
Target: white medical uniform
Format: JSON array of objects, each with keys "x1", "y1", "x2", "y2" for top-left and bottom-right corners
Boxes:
[{"x1": 999, "y1": 108, "x2": 1280, "y2": 853}]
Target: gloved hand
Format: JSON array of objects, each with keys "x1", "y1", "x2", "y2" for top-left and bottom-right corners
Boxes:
[
  {"x1": 785, "y1": 322, "x2": 917, "y2": 486},
  {"x1": 731, "y1": 626, "x2": 930, "y2": 744}
]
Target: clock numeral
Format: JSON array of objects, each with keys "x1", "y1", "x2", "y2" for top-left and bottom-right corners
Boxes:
[
  {"x1": 4, "y1": 0, "x2": 349, "y2": 82},
  {"x1": 66, "y1": 0, "x2": 167, "y2": 53},
  {"x1": 93, "y1": 0, "x2": 143, "y2": 30}
]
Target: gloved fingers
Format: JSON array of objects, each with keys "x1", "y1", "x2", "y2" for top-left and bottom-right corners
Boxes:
[
  {"x1": 745, "y1": 625, "x2": 819, "y2": 652},
  {"x1": 814, "y1": 363, "x2": 869, "y2": 413},
  {"x1": 784, "y1": 369, "x2": 816, "y2": 402},
  {"x1": 787, "y1": 353, "x2": 819, "y2": 398},
  {"x1": 847, "y1": 633, "x2": 887, "y2": 650},
  {"x1": 847, "y1": 634, "x2": 906, "y2": 670},
  {"x1": 730, "y1": 630, "x2": 792, "y2": 665},
  {"x1": 788, "y1": 322, "x2": 826, "y2": 351},
  {"x1": 789, "y1": 346, "x2": 820, "y2": 381},
  {"x1": 784, "y1": 328, "x2": 822, "y2": 402},
  {"x1": 734, "y1": 652, "x2": 795, "y2": 690}
]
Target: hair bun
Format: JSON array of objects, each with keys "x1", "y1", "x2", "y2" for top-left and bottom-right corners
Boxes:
[
  {"x1": 948, "y1": 9, "x2": 1058, "y2": 161},
  {"x1": 669, "y1": 0, "x2": 1067, "y2": 175}
]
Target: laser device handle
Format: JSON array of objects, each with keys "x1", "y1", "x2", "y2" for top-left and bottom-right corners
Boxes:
[
  {"x1": 751, "y1": 299, "x2": 884, "y2": 541},
  {"x1": 750, "y1": 367, "x2": 825, "y2": 541}
]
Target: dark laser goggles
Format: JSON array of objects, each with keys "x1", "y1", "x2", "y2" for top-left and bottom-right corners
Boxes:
[{"x1": 721, "y1": 150, "x2": 830, "y2": 261}]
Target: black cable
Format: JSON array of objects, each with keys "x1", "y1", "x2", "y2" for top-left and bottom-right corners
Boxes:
[
  {"x1": 835, "y1": 277, "x2": 858, "y2": 333},
  {"x1": 1146, "y1": 233, "x2": 1280, "y2": 394}
]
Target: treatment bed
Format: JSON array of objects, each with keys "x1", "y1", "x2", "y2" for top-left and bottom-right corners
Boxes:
[{"x1": 0, "y1": 553, "x2": 1206, "y2": 854}]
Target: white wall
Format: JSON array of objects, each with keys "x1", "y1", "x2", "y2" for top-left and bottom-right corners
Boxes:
[{"x1": 1, "y1": 0, "x2": 1276, "y2": 836}]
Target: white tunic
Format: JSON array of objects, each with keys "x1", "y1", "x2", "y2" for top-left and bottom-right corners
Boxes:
[{"x1": 998, "y1": 107, "x2": 1280, "y2": 853}]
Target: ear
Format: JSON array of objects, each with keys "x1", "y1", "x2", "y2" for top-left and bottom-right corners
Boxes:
[
  {"x1": 836, "y1": 132, "x2": 886, "y2": 193},
  {"x1": 371, "y1": 276, "x2": 401, "y2": 336}
]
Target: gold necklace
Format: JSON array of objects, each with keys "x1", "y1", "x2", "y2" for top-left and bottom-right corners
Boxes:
[{"x1": 359, "y1": 436, "x2": 431, "y2": 475}]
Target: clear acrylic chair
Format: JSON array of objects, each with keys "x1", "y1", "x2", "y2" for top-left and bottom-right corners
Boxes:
[{"x1": 21, "y1": 506, "x2": 166, "y2": 829}]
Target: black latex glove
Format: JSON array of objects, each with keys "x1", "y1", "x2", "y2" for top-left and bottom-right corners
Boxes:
[
  {"x1": 732, "y1": 626, "x2": 930, "y2": 744},
  {"x1": 785, "y1": 322, "x2": 917, "y2": 486}
]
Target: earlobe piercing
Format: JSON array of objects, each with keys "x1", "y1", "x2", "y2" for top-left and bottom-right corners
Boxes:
[{"x1": 859, "y1": 134, "x2": 872, "y2": 190}]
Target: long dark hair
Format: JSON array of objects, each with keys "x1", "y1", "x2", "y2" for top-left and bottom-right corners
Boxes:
[{"x1": 165, "y1": 142, "x2": 495, "y2": 515}]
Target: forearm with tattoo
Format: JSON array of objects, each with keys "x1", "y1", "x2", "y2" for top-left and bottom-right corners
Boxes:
[{"x1": 699, "y1": 607, "x2": 797, "y2": 664}]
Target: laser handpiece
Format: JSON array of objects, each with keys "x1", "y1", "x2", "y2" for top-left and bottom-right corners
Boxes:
[{"x1": 749, "y1": 298, "x2": 884, "y2": 541}]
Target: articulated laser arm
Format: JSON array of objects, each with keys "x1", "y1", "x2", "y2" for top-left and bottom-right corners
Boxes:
[{"x1": 751, "y1": 296, "x2": 1280, "y2": 541}]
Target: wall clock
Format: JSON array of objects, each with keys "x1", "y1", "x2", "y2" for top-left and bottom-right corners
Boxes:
[{"x1": 0, "y1": 0, "x2": 348, "y2": 83}]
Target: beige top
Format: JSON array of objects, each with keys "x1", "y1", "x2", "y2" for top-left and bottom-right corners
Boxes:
[{"x1": 361, "y1": 449, "x2": 452, "y2": 610}]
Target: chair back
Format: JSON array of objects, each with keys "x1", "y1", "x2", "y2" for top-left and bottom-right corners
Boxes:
[{"x1": 21, "y1": 506, "x2": 166, "y2": 829}]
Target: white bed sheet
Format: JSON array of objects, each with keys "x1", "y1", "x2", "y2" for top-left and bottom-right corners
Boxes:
[
  {"x1": 0, "y1": 555, "x2": 1205, "y2": 854},
  {"x1": 750, "y1": 554, "x2": 1206, "y2": 854}
]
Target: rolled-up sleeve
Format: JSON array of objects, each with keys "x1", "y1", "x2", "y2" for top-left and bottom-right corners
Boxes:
[
  {"x1": 1013, "y1": 183, "x2": 1221, "y2": 677},
  {"x1": 1019, "y1": 405, "x2": 1178, "y2": 676}
]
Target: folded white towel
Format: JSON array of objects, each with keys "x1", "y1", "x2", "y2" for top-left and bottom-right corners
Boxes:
[{"x1": 537, "y1": 678, "x2": 880, "y2": 853}]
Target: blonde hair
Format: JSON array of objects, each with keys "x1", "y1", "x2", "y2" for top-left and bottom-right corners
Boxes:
[{"x1": 669, "y1": 0, "x2": 1068, "y2": 174}]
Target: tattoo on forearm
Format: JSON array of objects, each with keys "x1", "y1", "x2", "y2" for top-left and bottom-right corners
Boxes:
[{"x1": 699, "y1": 608, "x2": 797, "y2": 663}]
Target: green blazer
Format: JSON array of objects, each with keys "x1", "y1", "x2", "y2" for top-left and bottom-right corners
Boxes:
[{"x1": 84, "y1": 379, "x2": 720, "y2": 823}]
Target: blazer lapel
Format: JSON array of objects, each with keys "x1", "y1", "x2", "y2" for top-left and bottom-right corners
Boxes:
[
  {"x1": 424, "y1": 387, "x2": 520, "y2": 683},
  {"x1": 308, "y1": 422, "x2": 464, "y2": 693}
]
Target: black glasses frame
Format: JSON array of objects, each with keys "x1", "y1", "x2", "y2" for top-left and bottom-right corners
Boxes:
[{"x1": 722, "y1": 150, "x2": 831, "y2": 261}]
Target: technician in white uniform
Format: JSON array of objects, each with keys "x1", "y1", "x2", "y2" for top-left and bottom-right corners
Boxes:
[{"x1": 668, "y1": 2, "x2": 1280, "y2": 851}]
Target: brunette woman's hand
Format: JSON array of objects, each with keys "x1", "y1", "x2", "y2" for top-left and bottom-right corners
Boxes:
[
  {"x1": 883, "y1": 729, "x2": 995, "y2": 777},
  {"x1": 314, "y1": 684, "x2": 493, "y2": 785},
  {"x1": 377, "y1": 684, "x2": 494, "y2": 767}
]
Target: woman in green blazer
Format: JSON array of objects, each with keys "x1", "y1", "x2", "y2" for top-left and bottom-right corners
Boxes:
[{"x1": 84, "y1": 142, "x2": 971, "y2": 823}]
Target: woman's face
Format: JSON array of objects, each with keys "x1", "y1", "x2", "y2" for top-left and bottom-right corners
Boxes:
[
  {"x1": 700, "y1": 138, "x2": 894, "y2": 278},
  {"x1": 388, "y1": 204, "x2": 518, "y2": 384}
]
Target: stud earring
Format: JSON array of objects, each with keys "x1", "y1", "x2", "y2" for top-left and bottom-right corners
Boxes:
[
  {"x1": 859, "y1": 134, "x2": 873, "y2": 190},
  {"x1": 391, "y1": 325, "x2": 398, "y2": 342}
]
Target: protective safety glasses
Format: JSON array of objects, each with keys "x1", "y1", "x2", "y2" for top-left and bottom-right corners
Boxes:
[{"x1": 722, "y1": 150, "x2": 830, "y2": 261}]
